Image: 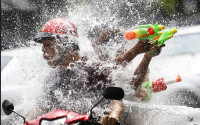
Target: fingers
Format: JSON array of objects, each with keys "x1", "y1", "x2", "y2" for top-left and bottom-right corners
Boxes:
[
  {"x1": 102, "y1": 115, "x2": 109, "y2": 125},
  {"x1": 135, "y1": 39, "x2": 164, "y2": 54},
  {"x1": 136, "y1": 89, "x2": 147, "y2": 99},
  {"x1": 151, "y1": 40, "x2": 158, "y2": 45},
  {"x1": 100, "y1": 115, "x2": 105, "y2": 125},
  {"x1": 137, "y1": 39, "x2": 149, "y2": 44},
  {"x1": 137, "y1": 39, "x2": 165, "y2": 56},
  {"x1": 151, "y1": 46, "x2": 161, "y2": 55},
  {"x1": 149, "y1": 41, "x2": 164, "y2": 56},
  {"x1": 100, "y1": 115, "x2": 118, "y2": 125},
  {"x1": 161, "y1": 44, "x2": 166, "y2": 47},
  {"x1": 139, "y1": 39, "x2": 149, "y2": 43}
]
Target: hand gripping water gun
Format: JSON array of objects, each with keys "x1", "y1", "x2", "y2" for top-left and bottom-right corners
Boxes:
[
  {"x1": 136, "y1": 75, "x2": 182, "y2": 101},
  {"x1": 125, "y1": 23, "x2": 177, "y2": 47}
]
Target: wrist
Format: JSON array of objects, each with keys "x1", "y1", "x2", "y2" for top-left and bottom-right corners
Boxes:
[
  {"x1": 133, "y1": 43, "x2": 143, "y2": 55},
  {"x1": 144, "y1": 53, "x2": 153, "y2": 60}
]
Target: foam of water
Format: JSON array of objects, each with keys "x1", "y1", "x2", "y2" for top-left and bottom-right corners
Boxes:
[
  {"x1": 123, "y1": 100, "x2": 200, "y2": 125},
  {"x1": 1, "y1": 44, "x2": 52, "y2": 124},
  {"x1": 2, "y1": 1, "x2": 200, "y2": 125}
]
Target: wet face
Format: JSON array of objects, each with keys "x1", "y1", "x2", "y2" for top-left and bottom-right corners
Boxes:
[
  {"x1": 41, "y1": 37, "x2": 63, "y2": 66},
  {"x1": 41, "y1": 37, "x2": 80, "y2": 67}
]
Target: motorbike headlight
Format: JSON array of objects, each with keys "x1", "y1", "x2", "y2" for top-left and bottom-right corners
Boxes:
[{"x1": 40, "y1": 117, "x2": 67, "y2": 125}]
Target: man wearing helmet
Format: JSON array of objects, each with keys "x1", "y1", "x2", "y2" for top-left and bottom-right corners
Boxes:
[
  {"x1": 31, "y1": 17, "x2": 164, "y2": 125},
  {"x1": 31, "y1": 17, "x2": 123, "y2": 125},
  {"x1": 34, "y1": 18, "x2": 80, "y2": 68}
]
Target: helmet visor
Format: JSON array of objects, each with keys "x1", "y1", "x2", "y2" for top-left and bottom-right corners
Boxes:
[{"x1": 34, "y1": 32, "x2": 54, "y2": 43}]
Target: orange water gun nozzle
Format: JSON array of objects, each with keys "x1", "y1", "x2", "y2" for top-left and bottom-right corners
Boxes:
[
  {"x1": 177, "y1": 74, "x2": 182, "y2": 82},
  {"x1": 125, "y1": 31, "x2": 136, "y2": 40}
]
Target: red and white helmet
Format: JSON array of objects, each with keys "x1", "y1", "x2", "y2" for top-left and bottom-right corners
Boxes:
[{"x1": 34, "y1": 17, "x2": 78, "y2": 43}]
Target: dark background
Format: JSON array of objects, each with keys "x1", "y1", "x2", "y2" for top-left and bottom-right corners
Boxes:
[{"x1": 1, "y1": 0, "x2": 200, "y2": 50}]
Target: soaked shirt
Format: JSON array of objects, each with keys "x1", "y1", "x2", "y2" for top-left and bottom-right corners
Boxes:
[{"x1": 41, "y1": 57, "x2": 113, "y2": 115}]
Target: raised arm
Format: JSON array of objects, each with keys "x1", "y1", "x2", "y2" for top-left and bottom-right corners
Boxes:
[
  {"x1": 90, "y1": 27, "x2": 155, "y2": 65},
  {"x1": 130, "y1": 53, "x2": 152, "y2": 89},
  {"x1": 114, "y1": 39, "x2": 150, "y2": 65},
  {"x1": 130, "y1": 41, "x2": 165, "y2": 90}
]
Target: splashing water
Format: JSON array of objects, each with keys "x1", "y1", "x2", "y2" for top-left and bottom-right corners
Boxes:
[
  {"x1": 1, "y1": 45, "x2": 52, "y2": 124},
  {"x1": 2, "y1": 1, "x2": 200, "y2": 125}
]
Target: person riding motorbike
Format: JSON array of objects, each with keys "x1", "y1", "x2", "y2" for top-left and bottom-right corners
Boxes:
[
  {"x1": 31, "y1": 17, "x2": 122, "y2": 125},
  {"x1": 29, "y1": 17, "x2": 165, "y2": 125}
]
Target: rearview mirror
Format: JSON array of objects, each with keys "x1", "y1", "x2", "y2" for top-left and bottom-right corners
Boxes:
[
  {"x1": 2, "y1": 100, "x2": 14, "y2": 115},
  {"x1": 103, "y1": 87, "x2": 124, "y2": 100}
]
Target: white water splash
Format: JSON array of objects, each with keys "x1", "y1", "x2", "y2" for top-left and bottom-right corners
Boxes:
[{"x1": 2, "y1": 1, "x2": 200, "y2": 125}]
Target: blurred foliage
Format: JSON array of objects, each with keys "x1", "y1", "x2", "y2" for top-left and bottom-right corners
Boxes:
[
  {"x1": 158, "y1": 0, "x2": 176, "y2": 13},
  {"x1": 158, "y1": 0, "x2": 200, "y2": 14}
]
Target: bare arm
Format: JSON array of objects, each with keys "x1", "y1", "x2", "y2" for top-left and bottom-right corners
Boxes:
[
  {"x1": 114, "y1": 39, "x2": 153, "y2": 65},
  {"x1": 114, "y1": 46, "x2": 138, "y2": 64},
  {"x1": 130, "y1": 53, "x2": 152, "y2": 89},
  {"x1": 144, "y1": 68, "x2": 150, "y2": 82},
  {"x1": 91, "y1": 27, "x2": 152, "y2": 65},
  {"x1": 131, "y1": 41, "x2": 165, "y2": 90},
  {"x1": 100, "y1": 100, "x2": 123, "y2": 125},
  {"x1": 109, "y1": 100, "x2": 123, "y2": 120}
]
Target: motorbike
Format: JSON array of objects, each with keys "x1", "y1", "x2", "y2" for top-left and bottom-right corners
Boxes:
[{"x1": 2, "y1": 87, "x2": 124, "y2": 125}]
